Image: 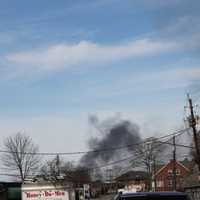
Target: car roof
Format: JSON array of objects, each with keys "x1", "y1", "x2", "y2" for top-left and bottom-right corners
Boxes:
[{"x1": 120, "y1": 192, "x2": 187, "y2": 197}]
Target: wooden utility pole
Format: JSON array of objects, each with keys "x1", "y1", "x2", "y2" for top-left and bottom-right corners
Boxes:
[
  {"x1": 172, "y1": 135, "x2": 176, "y2": 191},
  {"x1": 187, "y1": 94, "x2": 200, "y2": 172},
  {"x1": 56, "y1": 154, "x2": 60, "y2": 176},
  {"x1": 153, "y1": 156, "x2": 157, "y2": 191}
]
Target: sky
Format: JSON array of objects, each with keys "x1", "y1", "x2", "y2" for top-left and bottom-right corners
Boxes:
[{"x1": 0, "y1": 0, "x2": 200, "y2": 168}]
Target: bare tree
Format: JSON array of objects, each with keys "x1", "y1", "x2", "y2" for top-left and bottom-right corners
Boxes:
[
  {"x1": 40, "y1": 158, "x2": 91, "y2": 187},
  {"x1": 2, "y1": 132, "x2": 40, "y2": 183},
  {"x1": 40, "y1": 156, "x2": 75, "y2": 182},
  {"x1": 64, "y1": 166, "x2": 91, "y2": 187},
  {"x1": 133, "y1": 137, "x2": 168, "y2": 190},
  {"x1": 40, "y1": 155, "x2": 65, "y2": 182}
]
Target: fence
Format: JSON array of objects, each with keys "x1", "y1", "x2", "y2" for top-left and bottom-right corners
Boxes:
[{"x1": 184, "y1": 185, "x2": 200, "y2": 200}]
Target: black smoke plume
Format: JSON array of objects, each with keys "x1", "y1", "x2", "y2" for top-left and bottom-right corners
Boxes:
[{"x1": 80, "y1": 116, "x2": 142, "y2": 167}]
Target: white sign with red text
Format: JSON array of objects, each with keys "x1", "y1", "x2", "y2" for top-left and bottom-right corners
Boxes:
[{"x1": 22, "y1": 189, "x2": 69, "y2": 200}]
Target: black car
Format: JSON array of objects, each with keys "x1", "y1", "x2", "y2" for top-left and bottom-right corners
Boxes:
[{"x1": 114, "y1": 192, "x2": 191, "y2": 200}]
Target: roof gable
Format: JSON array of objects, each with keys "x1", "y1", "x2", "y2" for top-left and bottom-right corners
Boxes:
[{"x1": 155, "y1": 160, "x2": 189, "y2": 177}]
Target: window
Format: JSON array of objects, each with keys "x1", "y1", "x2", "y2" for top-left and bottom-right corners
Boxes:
[
  {"x1": 168, "y1": 169, "x2": 180, "y2": 176},
  {"x1": 168, "y1": 170, "x2": 173, "y2": 176},
  {"x1": 167, "y1": 179, "x2": 173, "y2": 187},
  {"x1": 157, "y1": 180, "x2": 164, "y2": 187},
  {"x1": 176, "y1": 169, "x2": 180, "y2": 175}
]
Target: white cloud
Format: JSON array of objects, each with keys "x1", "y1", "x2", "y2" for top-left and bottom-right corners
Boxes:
[
  {"x1": 5, "y1": 38, "x2": 178, "y2": 71},
  {"x1": 83, "y1": 65, "x2": 200, "y2": 99},
  {"x1": 3, "y1": 13, "x2": 200, "y2": 76},
  {"x1": 135, "y1": 67, "x2": 200, "y2": 87}
]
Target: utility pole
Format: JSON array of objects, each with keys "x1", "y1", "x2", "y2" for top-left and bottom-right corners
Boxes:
[
  {"x1": 172, "y1": 135, "x2": 176, "y2": 191},
  {"x1": 187, "y1": 94, "x2": 200, "y2": 172},
  {"x1": 146, "y1": 141, "x2": 152, "y2": 191},
  {"x1": 153, "y1": 156, "x2": 157, "y2": 192},
  {"x1": 56, "y1": 154, "x2": 60, "y2": 177}
]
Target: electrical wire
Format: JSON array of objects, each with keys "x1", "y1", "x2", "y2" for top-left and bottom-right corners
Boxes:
[
  {"x1": 0, "y1": 136, "x2": 178, "y2": 177},
  {"x1": 0, "y1": 127, "x2": 191, "y2": 156},
  {"x1": 157, "y1": 141, "x2": 194, "y2": 149}
]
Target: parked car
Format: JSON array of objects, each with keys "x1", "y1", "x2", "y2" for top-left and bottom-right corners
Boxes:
[{"x1": 114, "y1": 192, "x2": 191, "y2": 200}]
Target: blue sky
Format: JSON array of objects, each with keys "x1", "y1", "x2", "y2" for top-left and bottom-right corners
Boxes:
[{"x1": 0, "y1": 0, "x2": 200, "y2": 161}]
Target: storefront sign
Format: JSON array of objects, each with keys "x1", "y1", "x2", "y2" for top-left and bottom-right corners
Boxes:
[{"x1": 22, "y1": 189, "x2": 69, "y2": 200}]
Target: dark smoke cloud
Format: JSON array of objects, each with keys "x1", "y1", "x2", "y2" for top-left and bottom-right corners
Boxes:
[{"x1": 80, "y1": 116, "x2": 142, "y2": 167}]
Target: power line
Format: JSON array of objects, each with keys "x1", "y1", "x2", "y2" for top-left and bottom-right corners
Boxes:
[
  {"x1": 157, "y1": 141, "x2": 194, "y2": 149},
  {"x1": 0, "y1": 137, "x2": 172, "y2": 177},
  {"x1": 0, "y1": 127, "x2": 191, "y2": 156},
  {"x1": 0, "y1": 173, "x2": 22, "y2": 177},
  {"x1": 0, "y1": 155, "x2": 137, "y2": 178},
  {"x1": 0, "y1": 135, "x2": 189, "y2": 178}
]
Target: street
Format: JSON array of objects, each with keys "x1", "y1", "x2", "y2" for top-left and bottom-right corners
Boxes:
[{"x1": 91, "y1": 194, "x2": 115, "y2": 200}]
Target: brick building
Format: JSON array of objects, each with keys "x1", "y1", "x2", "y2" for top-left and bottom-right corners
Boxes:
[{"x1": 154, "y1": 160, "x2": 190, "y2": 191}]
